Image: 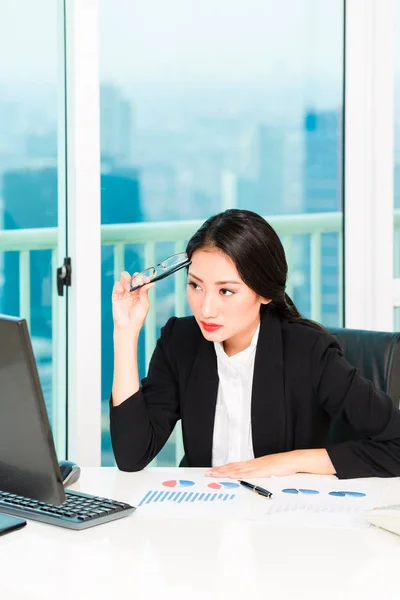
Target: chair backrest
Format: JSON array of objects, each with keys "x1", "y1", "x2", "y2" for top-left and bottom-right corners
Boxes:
[
  {"x1": 327, "y1": 327, "x2": 400, "y2": 443},
  {"x1": 329, "y1": 327, "x2": 400, "y2": 407}
]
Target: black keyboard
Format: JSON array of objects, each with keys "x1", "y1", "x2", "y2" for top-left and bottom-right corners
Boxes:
[{"x1": 0, "y1": 489, "x2": 136, "y2": 530}]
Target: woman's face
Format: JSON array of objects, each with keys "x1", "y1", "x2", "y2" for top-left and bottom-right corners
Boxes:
[{"x1": 187, "y1": 248, "x2": 270, "y2": 355}]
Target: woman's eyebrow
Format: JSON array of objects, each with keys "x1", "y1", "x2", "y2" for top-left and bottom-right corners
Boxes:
[{"x1": 188, "y1": 272, "x2": 242, "y2": 285}]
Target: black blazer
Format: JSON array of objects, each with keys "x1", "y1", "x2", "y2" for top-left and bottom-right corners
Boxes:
[{"x1": 110, "y1": 311, "x2": 400, "y2": 479}]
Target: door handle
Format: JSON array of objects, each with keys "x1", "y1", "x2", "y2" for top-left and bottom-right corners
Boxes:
[{"x1": 57, "y1": 257, "x2": 72, "y2": 297}]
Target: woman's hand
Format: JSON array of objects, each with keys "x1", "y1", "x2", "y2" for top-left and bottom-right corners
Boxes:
[
  {"x1": 112, "y1": 271, "x2": 155, "y2": 335},
  {"x1": 205, "y1": 449, "x2": 335, "y2": 478},
  {"x1": 206, "y1": 453, "x2": 298, "y2": 479}
]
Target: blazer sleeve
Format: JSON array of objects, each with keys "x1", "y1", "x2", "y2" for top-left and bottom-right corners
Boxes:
[
  {"x1": 312, "y1": 335, "x2": 400, "y2": 478},
  {"x1": 110, "y1": 317, "x2": 180, "y2": 471}
]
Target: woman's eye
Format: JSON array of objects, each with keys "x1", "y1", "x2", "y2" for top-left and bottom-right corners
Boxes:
[
  {"x1": 188, "y1": 281, "x2": 201, "y2": 290},
  {"x1": 220, "y1": 288, "x2": 234, "y2": 296}
]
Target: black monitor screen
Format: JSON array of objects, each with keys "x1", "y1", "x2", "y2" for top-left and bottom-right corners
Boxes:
[{"x1": 0, "y1": 315, "x2": 65, "y2": 504}]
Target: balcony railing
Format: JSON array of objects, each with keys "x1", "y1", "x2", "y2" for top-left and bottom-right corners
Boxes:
[
  {"x1": 1, "y1": 210, "x2": 399, "y2": 464},
  {"x1": 101, "y1": 211, "x2": 347, "y2": 358}
]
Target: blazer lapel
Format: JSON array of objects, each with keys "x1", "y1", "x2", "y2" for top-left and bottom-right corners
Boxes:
[
  {"x1": 251, "y1": 311, "x2": 286, "y2": 457},
  {"x1": 183, "y1": 338, "x2": 218, "y2": 466}
]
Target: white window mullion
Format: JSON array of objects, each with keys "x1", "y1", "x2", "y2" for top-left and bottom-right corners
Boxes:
[
  {"x1": 65, "y1": 0, "x2": 101, "y2": 465},
  {"x1": 345, "y1": 0, "x2": 395, "y2": 331},
  {"x1": 394, "y1": 279, "x2": 400, "y2": 307}
]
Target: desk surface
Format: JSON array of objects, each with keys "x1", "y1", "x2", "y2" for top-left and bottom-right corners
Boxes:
[{"x1": 1, "y1": 468, "x2": 400, "y2": 600}]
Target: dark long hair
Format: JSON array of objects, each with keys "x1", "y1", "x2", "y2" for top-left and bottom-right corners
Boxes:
[{"x1": 186, "y1": 209, "x2": 325, "y2": 332}]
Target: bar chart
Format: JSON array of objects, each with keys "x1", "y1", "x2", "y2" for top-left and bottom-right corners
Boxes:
[{"x1": 138, "y1": 490, "x2": 236, "y2": 507}]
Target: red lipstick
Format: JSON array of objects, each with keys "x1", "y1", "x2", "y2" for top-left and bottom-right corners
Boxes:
[{"x1": 200, "y1": 321, "x2": 222, "y2": 332}]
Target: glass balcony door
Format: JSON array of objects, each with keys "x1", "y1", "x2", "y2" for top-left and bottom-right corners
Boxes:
[
  {"x1": 0, "y1": 1, "x2": 68, "y2": 456},
  {"x1": 99, "y1": 0, "x2": 345, "y2": 465}
]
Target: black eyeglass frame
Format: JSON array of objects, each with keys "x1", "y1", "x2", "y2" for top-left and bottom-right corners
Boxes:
[{"x1": 129, "y1": 252, "x2": 191, "y2": 292}]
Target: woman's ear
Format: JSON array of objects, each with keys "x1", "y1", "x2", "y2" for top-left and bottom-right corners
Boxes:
[{"x1": 260, "y1": 298, "x2": 272, "y2": 306}]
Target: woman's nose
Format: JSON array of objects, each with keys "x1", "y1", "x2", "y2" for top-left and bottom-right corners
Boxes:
[{"x1": 201, "y1": 294, "x2": 219, "y2": 318}]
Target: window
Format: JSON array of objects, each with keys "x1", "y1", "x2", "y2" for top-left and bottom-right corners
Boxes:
[
  {"x1": 0, "y1": 1, "x2": 67, "y2": 455},
  {"x1": 99, "y1": 0, "x2": 344, "y2": 465}
]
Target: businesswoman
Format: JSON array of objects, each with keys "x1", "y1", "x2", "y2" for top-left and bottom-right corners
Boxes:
[{"x1": 110, "y1": 209, "x2": 400, "y2": 479}]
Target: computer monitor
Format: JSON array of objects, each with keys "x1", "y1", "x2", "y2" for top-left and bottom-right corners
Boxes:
[{"x1": 0, "y1": 314, "x2": 65, "y2": 505}]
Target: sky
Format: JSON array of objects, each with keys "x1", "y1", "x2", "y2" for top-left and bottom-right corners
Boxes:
[
  {"x1": 0, "y1": 0, "x2": 398, "y2": 120},
  {"x1": 0, "y1": 0, "x2": 344, "y2": 86},
  {"x1": 99, "y1": 0, "x2": 343, "y2": 85},
  {"x1": 1, "y1": 1, "x2": 399, "y2": 85}
]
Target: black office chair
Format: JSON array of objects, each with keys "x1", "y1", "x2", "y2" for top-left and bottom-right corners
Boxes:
[
  {"x1": 327, "y1": 327, "x2": 400, "y2": 443},
  {"x1": 329, "y1": 327, "x2": 400, "y2": 408}
]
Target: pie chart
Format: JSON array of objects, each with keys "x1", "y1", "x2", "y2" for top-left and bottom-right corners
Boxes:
[
  {"x1": 162, "y1": 479, "x2": 195, "y2": 488},
  {"x1": 207, "y1": 481, "x2": 240, "y2": 490}
]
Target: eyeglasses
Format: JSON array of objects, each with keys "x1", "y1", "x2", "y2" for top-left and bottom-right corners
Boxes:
[
  {"x1": 282, "y1": 488, "x2": 366, "y2": 497},
  {"x1": 130, "y1": 252, "x2": 191, "y2": 292}
]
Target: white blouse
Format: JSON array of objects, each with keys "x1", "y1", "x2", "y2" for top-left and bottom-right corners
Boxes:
[{"x1": 211, "y1": 324, "x2": 260, "y2": 467}]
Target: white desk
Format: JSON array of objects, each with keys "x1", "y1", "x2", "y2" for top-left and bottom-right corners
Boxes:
[{"x1": 1, "y1": 468, "x2": 400, "y2": 600}]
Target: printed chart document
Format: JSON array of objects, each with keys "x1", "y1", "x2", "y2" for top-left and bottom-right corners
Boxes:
[
  {"x1": 131, "y1": 470, "x2": 396, "y2": 529},
  {"x1": 257, "y1": 475, "x2": 382, "y2": 530},
  {"x1": 134, "y1": 474, "x2": 241, "y2": 520}
]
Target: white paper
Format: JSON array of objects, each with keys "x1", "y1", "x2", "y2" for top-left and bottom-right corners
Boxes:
[
  {"x1": 250, "y1": 475, "x2": 391, "y2": 529},
  {"x1": 131, "y1": 472, "x2": 397, "y2": 529}
]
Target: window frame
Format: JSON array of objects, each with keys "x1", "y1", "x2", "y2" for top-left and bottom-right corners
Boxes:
[
  {"x1": 344, "y1": 0, "x2": 395, "y2": 331},
  {"x1": 65, "y1": 0, "x2": 102, "y2": 465},
  {"x1": 64, "y1": 0, "x2": 398, "y2": 464}
]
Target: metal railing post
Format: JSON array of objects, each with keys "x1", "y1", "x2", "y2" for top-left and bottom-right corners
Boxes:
[
  {"x1": 310, "y1": 233, "x2": 322, "y2": 323},
  {"x1": 144, "y1": 243, "x2": 156, "y2": 372},
  {"x1": 19, "y1": 251, "x2": 31, "y2": 330}
]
